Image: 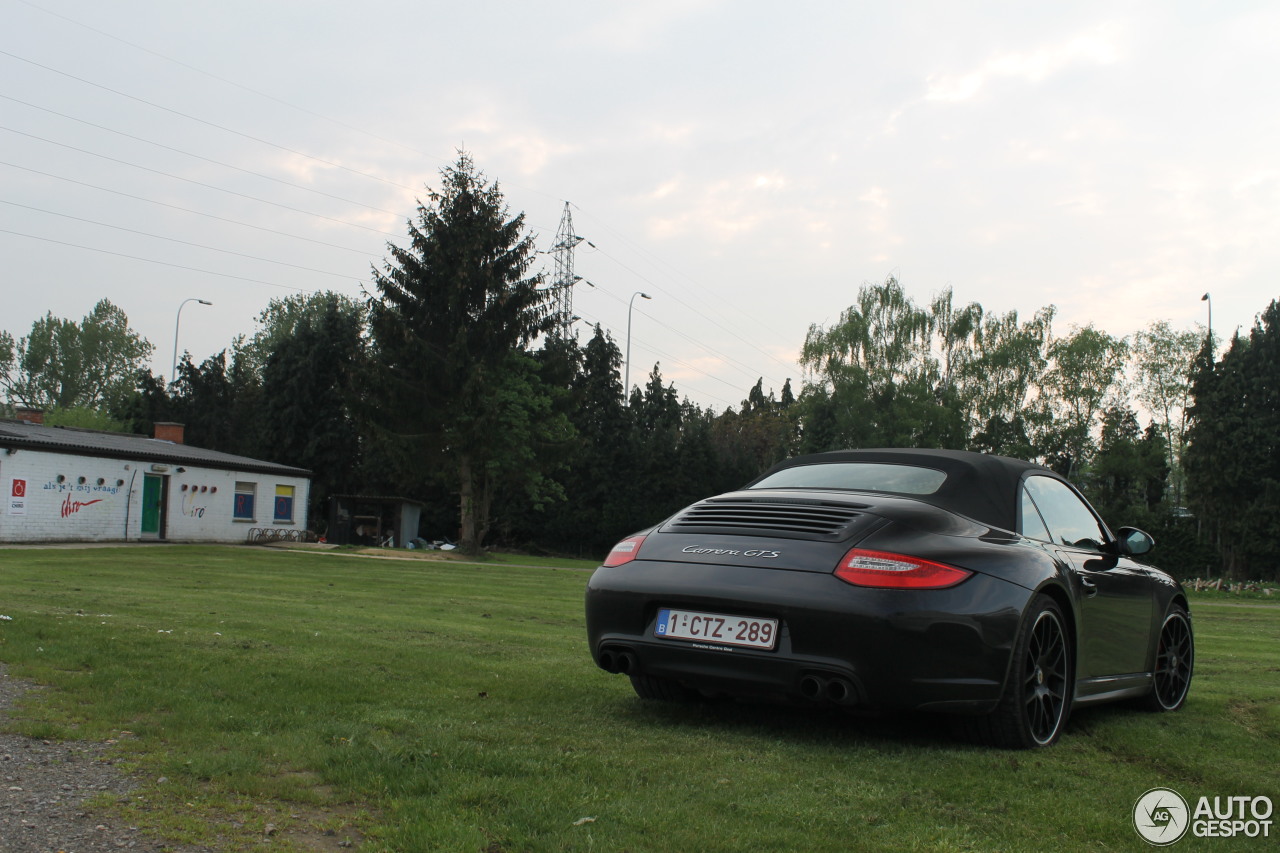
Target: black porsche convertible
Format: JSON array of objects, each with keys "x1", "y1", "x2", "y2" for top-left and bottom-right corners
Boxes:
[{"x1": 585, "y1": 448, "x2": 1193, "y2": 748}]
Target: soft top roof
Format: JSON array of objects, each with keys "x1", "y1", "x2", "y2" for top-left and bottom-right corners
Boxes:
[{"x1": 746, "y1": 448, "x2": 1057, "y2": 531}]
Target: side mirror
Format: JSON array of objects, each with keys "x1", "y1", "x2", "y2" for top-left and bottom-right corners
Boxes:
[{"x1": 1116, "y1": 527, "x2": 1154, "y2": 556}]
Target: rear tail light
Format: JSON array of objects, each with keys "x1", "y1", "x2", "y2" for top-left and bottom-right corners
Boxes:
[
  {"x1": 834, "y1": 548, "x2": 972, "y2": 589},
  {"x1": 602, "y1": 535, "x2": 647, "y2": 567}
]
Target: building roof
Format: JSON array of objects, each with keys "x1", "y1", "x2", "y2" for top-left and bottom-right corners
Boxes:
[{"x1": 0, "y1": 419, "x2": 312, "y2": 478}]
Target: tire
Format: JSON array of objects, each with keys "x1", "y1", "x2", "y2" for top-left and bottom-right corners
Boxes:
[
  {"x1": 630, "y1": 674, "x2": 697, "y2": 703},
  {"x1": 964, "y1": 595, "x2": 1072, "y2": 749},
  {"x1": 1140, "y1": 604, "x2": 1193, "y2": 712}
]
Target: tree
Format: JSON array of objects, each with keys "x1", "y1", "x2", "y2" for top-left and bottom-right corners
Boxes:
[
  {"x1": 170, "y1": 351, "x2": 252, "y2": 455},
  {"x1": 1088, "y1": 405, "x2": 1168, "y2": 524},
  {"x1": 1185, "y1": 301, "x2": 1280, "y2": 579},
  {"x1": 798, "y1": 278, "x2": 967, "y2": 451},
  {"x1": 965, "y1": 306, "x2": 1055, "y2": 458},
  {"x1": 1132, "y1": 320, "x2": 1202, "y2": 505},
  {"x1": 0, "y1": 299, "x2": 153, "y2": 413},
  {"x1": 801, "y1": 277, "x2": 933, "y2": 398},
  {"x1": 240, "y1": 292, "x2": 367, "y2": 382},
  {"x1": 1039, "y1": 325, "x2": 1129, "y2": 477},
  {"x1": 261, "y1": 293, "x2": 367, "y2": 524},
  {"x1": 366, "y1": 152, "x2": 563, "y2": 552}
]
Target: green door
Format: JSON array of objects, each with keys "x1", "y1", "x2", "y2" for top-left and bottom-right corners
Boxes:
[{"x1": 141, "y1": 474, "x2": 163, "y2": 537}]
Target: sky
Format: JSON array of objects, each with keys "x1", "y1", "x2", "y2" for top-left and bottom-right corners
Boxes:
[{"x1": 3, "y1": 0, "x2": 1277, "y2": 412}]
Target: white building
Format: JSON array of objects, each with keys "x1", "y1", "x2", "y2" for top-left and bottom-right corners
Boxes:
[{"x1": 0, "y1": 412, "x2": 312, "y2": 544}]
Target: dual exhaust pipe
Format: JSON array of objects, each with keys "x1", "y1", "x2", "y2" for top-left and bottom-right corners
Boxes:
[
  {"x1": 598, "y1": 647, "x2": 856, "y2": 708},
  {"x1": 799, "y1": 673, "x2": 858, "y2": 706},
  {"x1": 597, "y1": 646, "x2": 639, "y2": 675}
]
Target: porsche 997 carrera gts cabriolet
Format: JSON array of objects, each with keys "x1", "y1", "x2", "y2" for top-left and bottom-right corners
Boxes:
[{"x1": 585, "y1": 448, "x2": 1193, "y2": 748}]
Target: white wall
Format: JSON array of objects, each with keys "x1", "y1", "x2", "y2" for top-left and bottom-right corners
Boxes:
[{"x1": 0, "y1": 449, "x2": 310, "y2": 544}]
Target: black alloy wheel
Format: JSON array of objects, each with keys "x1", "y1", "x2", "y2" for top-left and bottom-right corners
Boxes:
[
  {"x1": 1144, "y1": 605, "x2": 1193, "y2": 712},
  {"x1": 1022, "y1": 602, "x2": 1070, "y2": 745},
  {"x1": 964, "y1": 595, "x2": 1072, "y2": 749}
]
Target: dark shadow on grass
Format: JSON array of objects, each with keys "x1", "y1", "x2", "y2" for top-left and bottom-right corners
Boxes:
[{"x1": 609, "y1": 690, "x2": 967, "y2": 752}]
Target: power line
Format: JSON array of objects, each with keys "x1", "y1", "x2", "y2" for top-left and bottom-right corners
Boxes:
[
  {"x1": 0, "y1": 92, "x2": 413, "y2": 218},
  {"x1": 0, "y1": 227, "x2": 315, "y2": 292},
  {"x1": 0, "y1": 199, "x2": 362, "y2": 280},
  {"x1": 15, "y1": 0, "x2": 428, "y2": 159},
  {"x1": 586, "y1": 282, "x2": 791, "y2": 391},
  {"x1": 576, "y1": 216, "x2": 798, "y2": 378},
  {"x1": 0, "y1": 27, "x2": 796, "y2": 410},
  {"x1": 0, "y1": 125, "x2": 404, "y2": 237},
  {"x1": 0, "y1": 160, "x2": 377, "y2": 254},
  {"x1": 0, "y1": 48, "x2": 420, "y2": 192}
]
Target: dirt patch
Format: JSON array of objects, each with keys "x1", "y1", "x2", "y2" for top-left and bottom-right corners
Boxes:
[
  {"x1": 0, "y1": 665, "x2": 364, "y2": 851},
  {"x1": 0, "y1": 664, "x2": 213, "y2": 852}
]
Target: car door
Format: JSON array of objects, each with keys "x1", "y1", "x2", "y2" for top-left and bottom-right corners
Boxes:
[{"x1": 1021, "y1": 475, "x2": 1153, "y2": 679}]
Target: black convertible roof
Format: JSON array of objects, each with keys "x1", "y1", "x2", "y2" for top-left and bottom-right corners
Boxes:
[{"x1": 748, "y1": 448, "x2": 1057, "y2": 531}]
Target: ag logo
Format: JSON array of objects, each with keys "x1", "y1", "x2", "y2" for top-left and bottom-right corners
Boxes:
[
  {"x1": 11, "y1": 479, "x2": 25, "y2": 498},
  {"x1": 1134, "y1": 787, "x2": 1190, "y2": 846}
]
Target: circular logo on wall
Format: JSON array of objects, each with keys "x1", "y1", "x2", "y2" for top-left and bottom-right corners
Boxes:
[{"x1": 1134, "y1": 787, "x2": 1190, "y2": 846}]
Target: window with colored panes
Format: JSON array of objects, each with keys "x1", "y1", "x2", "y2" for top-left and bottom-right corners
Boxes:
[
  {"x1": 233, "y1": 482, "x2": 256, "y2": 520},
  {"x1": 274, "y1": 485, "x2": 294, "y2": 522}
]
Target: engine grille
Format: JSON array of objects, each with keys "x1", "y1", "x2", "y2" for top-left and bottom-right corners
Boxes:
[{"x1": 664, "y1": 498, "x2": 867, "y2": 540}]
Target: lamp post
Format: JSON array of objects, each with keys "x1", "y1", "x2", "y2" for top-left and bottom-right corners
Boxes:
[
  {"x1": 1201, "y1": 292, "x2": 1212, "y2": 355},
  {"x1": 624, "y1": 291, "x2": 652, "y2": 403},
  {"x1": 172, "y1": 298, "x2": 212, "y2": 384}
]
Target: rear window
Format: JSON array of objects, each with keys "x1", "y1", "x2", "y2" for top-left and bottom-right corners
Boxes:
[{"x1": 750, "y1": 462, "x2": 947, "y2": 495}]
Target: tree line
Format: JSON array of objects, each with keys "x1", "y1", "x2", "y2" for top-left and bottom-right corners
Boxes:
[{"x1": 2, "y1": 154, "x2": 1275, "y2": 579}]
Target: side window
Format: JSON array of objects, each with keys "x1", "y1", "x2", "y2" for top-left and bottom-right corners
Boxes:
[
  {"x1": 1019, "y1": 487, "x2": 1053, "y2": 542},
  {"x1": 274, "y1": 484, "x2": 295, "y2": 523},
  {"x1": 1023, "y1": 475, "x2": 1109, "y2": 551},
  {"x1": 233, "y1": 482, "x2": 256, "y2": 521}
]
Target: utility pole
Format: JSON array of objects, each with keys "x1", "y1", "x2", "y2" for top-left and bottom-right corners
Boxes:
[{"x1": 550, "y1": 202, "x2": 584, "y2": 340}]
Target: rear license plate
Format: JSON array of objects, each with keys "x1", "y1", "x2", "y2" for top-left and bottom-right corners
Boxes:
[{"x1": 655, "y1": 608, "x2": 777, "y2": 650}]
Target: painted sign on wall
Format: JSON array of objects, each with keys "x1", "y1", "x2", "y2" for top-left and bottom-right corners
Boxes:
[{"x1": 8, "y1": 478, "x2": 26, "y2": 515}]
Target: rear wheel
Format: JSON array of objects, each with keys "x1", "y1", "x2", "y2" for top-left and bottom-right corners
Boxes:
[
  {"x1": 630, "y1": 674, "x2": 697, "y2": 703},
  {"x1": 965, "y1": 595, "x2": 1072, "y2": 749},
  {"x1": 1141, "y1": 604, "x2": 1193, "y2": 712}
]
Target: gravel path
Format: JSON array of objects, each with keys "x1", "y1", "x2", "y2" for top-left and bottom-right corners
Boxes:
[{"x1": 0, "y1": 664, "x2": 207, "y2": 853}]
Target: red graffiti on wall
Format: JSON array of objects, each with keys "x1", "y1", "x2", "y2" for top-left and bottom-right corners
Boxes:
[{"x1": 61, "y1": 494, "x2": 103, "y2": 518}]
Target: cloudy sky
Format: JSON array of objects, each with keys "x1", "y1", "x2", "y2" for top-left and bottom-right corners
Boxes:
[{"x1": 3, "y1": 0, "x2": 1276, "y2": 411}]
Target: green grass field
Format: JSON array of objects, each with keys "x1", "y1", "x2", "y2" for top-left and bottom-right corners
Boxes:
[{"x1": 0, "y1": 546, "x2": 1277, "y2": 851}]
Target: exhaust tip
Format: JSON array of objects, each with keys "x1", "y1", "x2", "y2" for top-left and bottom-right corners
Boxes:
[
  {"x1": 598, "y1": 650, "x2": 618, "y2": 673},
  {"x1": 800, "y1": 673, "x2": 858, "y2": 705}
]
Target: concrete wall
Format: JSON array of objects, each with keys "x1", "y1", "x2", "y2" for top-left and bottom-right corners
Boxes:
[{"x1": 0, "y1": 449, "x2": 310, "y2": 544}]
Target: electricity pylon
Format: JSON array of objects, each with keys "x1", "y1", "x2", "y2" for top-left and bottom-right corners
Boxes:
[{"x1": 549, "y1": 202, "x2": 584, "y2": 339}]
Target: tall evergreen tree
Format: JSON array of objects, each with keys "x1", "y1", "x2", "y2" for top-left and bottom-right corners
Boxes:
[
  {"x1": 1185, "y1": 301, "x2": 1280, "y2": 579},
  {"x1": 366, "y1": 152, "x2": 562, "y2": 552}
]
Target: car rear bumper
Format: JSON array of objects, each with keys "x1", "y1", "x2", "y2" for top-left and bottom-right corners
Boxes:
[{"x1": 586, "y1": 560, "x2": 1032, "y2": 713}]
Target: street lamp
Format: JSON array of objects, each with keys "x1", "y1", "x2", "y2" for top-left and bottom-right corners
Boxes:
[
  {"x1": 1201, "y1": 292, "x2": 1212, "y2": 355},
  {"x1": 624, "y1": 291, "x2": 652, "y2": 403},
  {"x1": 172, "y1": 298, "x2": 212, "y2": 384}
]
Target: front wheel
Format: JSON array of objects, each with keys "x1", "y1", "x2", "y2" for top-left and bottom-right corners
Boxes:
[
  {"x1": 1141, "y1": 604, "x2": 1193, "y2": 712},
  {"x1": 964, "y1": 595, "x2": 1072, "y2": 749}
]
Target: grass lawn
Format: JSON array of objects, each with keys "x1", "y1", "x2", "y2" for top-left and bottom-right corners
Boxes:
[{"x1": 0, "y1": 545, "x2": 1277, "y2": 851}]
